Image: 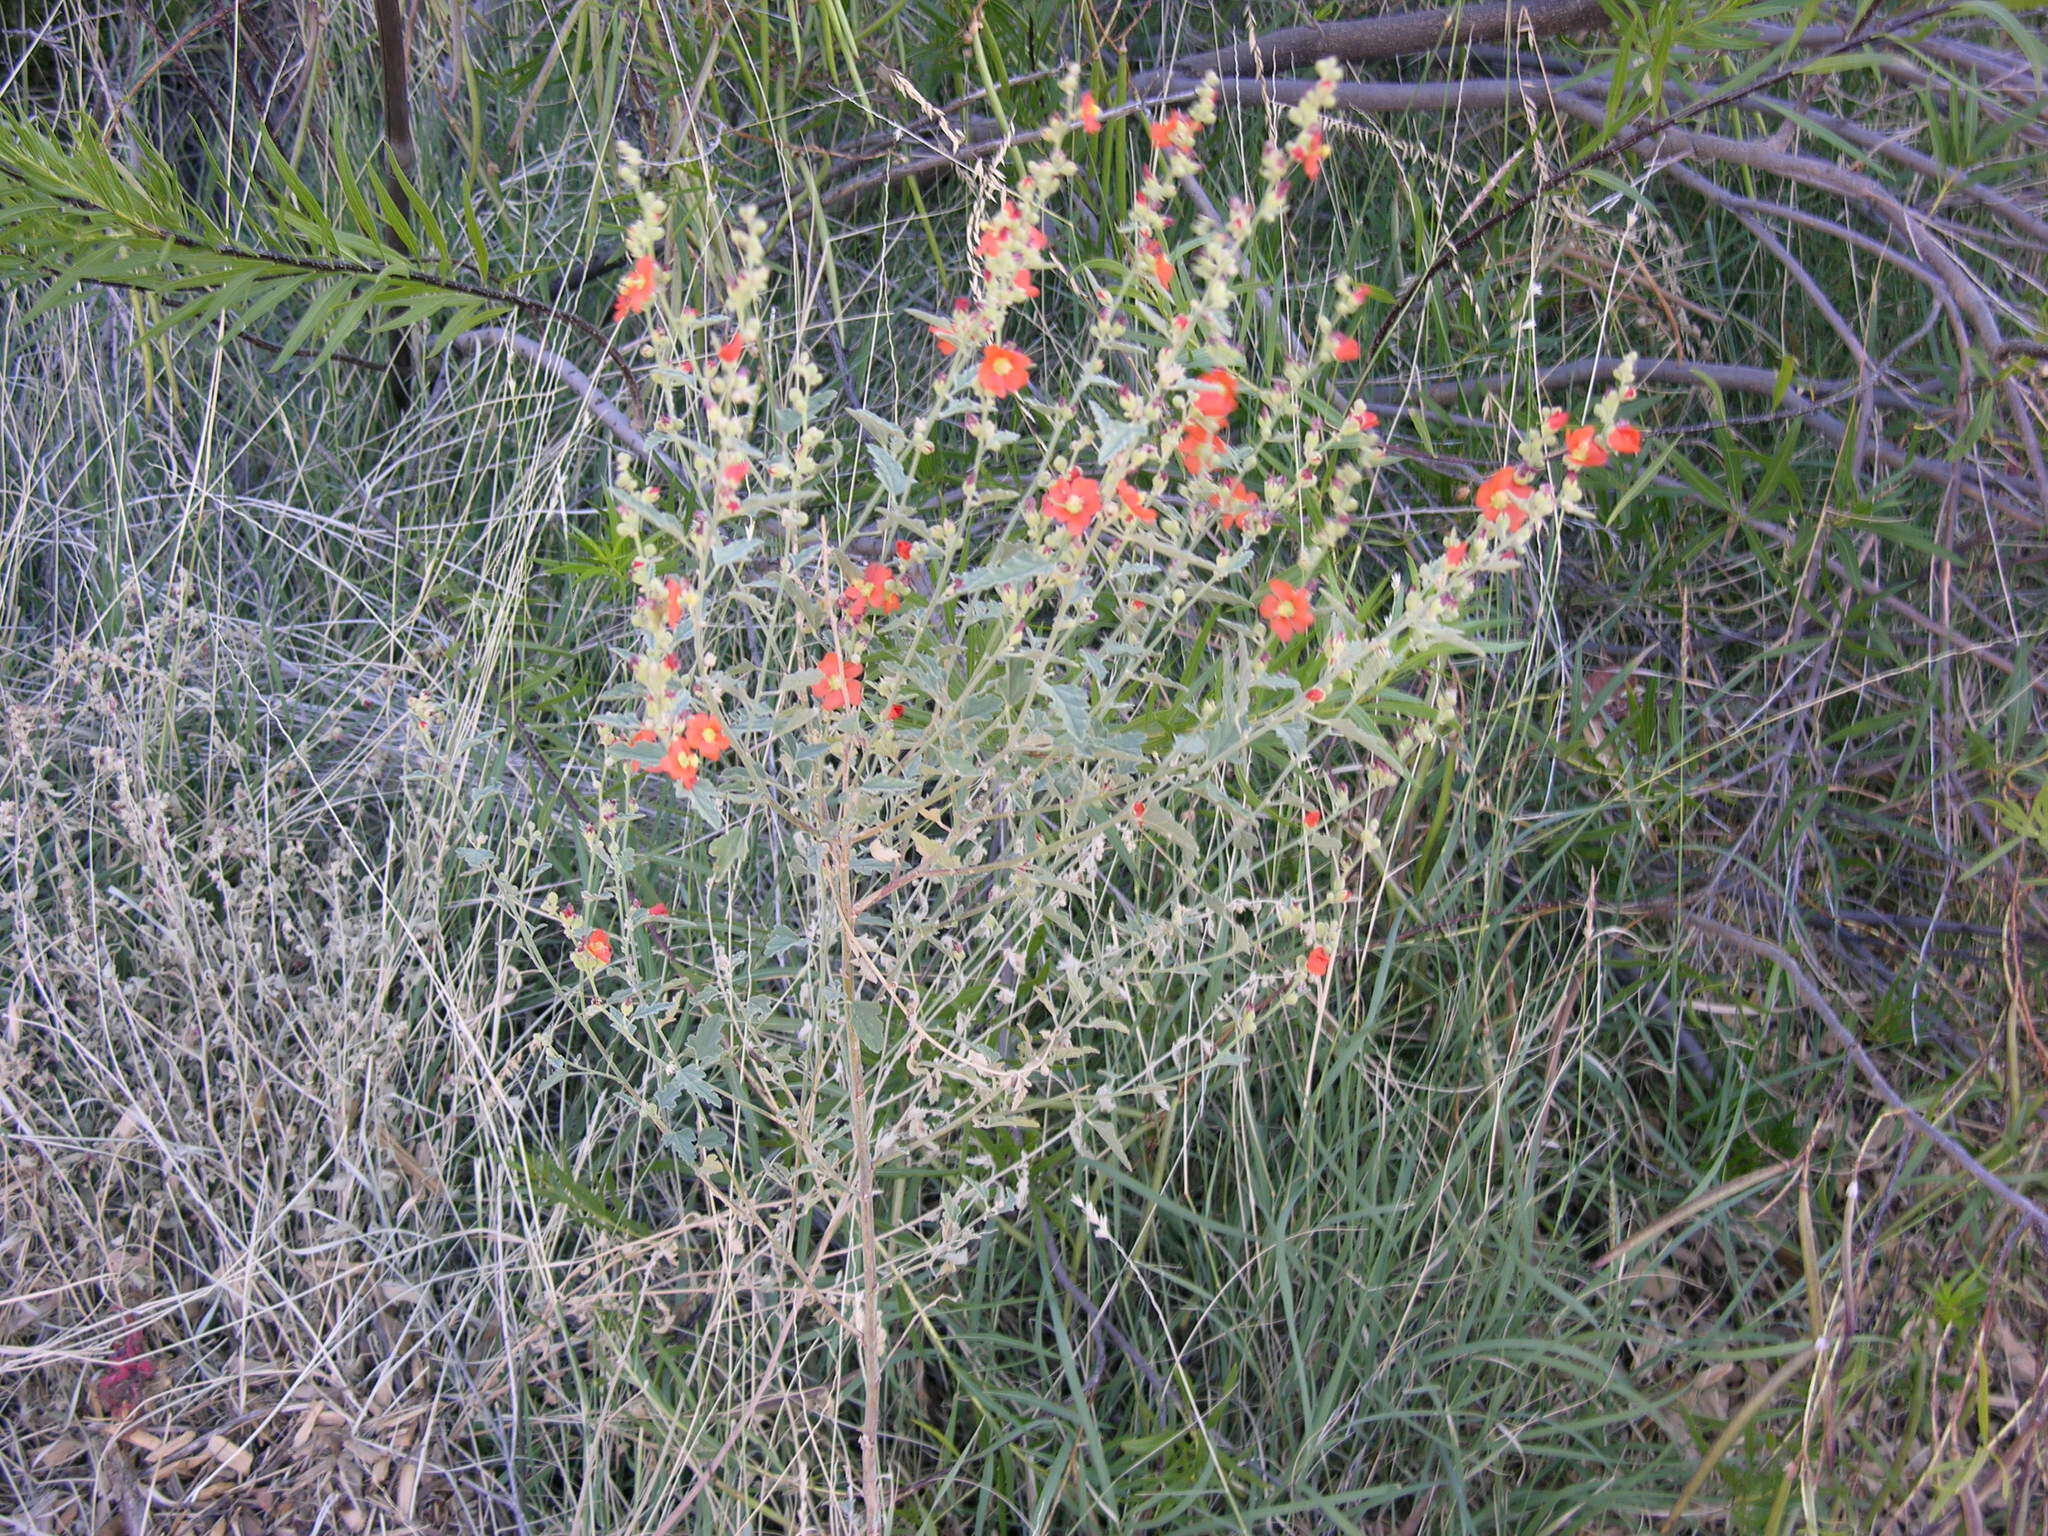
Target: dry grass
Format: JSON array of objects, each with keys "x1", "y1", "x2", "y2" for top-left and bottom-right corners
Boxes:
[{"x1": 0, "y1": 297, "x2": 579, "y2": 1533}]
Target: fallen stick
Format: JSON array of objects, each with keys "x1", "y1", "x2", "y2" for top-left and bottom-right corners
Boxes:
[{"x1": 1660, "y1": 903, "x2": 2048, "y2": 1252}]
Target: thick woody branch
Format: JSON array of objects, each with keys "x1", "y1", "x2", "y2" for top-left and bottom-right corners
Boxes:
[{"x1": 1138, "y1": 0, "x2": 1610, "y2": 87}]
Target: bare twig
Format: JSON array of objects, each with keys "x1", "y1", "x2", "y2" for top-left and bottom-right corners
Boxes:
[
  {"x1": 1748, "y1": 19, "x2": 2048, "y2": 139},
  {"x1": 446, "y1": 326, "x2": 685, "y2": 481},
  {"x1": 1661, "y1": 904, "x2": 2048, "y2": 1252},
  {"x1": 1347, "y1": 3, "x2": 1971, "y2": 361},
  {"x1": 1740, "y1": 97, "x2": 2048, "y2": 250},
  {"x1": 1181, "y1": 31, "x2": 2047, "y2": 515},
  {"x1": 1033, "y1": 1210, "x2": 1170, "y2": 1404},
  {"x1": 1501, "y1": 55, "x2": 2048, "y2": 247},
  {"x1": 1535, "y1": 91, "x2": 2048, "y2": 507}
]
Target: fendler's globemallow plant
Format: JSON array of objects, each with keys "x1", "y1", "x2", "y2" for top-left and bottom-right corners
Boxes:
[{"x1": 543, "y1": 61, "x2": 1643, "y2": 1524}]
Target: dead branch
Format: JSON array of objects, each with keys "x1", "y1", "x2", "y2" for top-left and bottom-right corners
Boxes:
[
  {"x1": 1539, "y1": 91, "x2": 2048, "y2": 507},
  {"x1": 1139, "y1": 0, "x2": 1610, "y2": 86},
  {"x1": 446, "y1": 326, "x2": 687, "y2": 482},
  {"x1": 1661, "y1": 904, "x2": 2048, "y2": 1253}
]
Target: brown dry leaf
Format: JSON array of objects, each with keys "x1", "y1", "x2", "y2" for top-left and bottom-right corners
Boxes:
[
  {"x1": 1995, "y1": 1317, "x2": 2040, "y2": 1386},
  {"x1": 204, "y1": 1433, "x2": 254, "y2": 1479},
  {"x1": 148, "y1": 1429, "x2": 200, "y2": 1464},
  {"x1": 1679, "y1": 1359, "x2": 1735, "y2": 1421},
  {"x1": 290, "y1": 1401, "x2": 325, "y2": 1452},
  {"x1": 395, "y1": 1459, "x2": 419, "y2": 1518},
  {"x1": 35, "y1": 1434, "x2": 87, "y2": 1469}
]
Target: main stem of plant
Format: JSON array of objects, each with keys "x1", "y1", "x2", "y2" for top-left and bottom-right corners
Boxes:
[
  {"x1": 371, "y1": 0, "x2": 416, "y2": 409},
  {"x1": 829, "y1": 842, "x2": 886, "y2": 1533}
]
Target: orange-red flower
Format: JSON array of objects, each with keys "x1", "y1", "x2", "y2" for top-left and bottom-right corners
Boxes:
[
  {"x1": 1042, "y1": 470, "x2": 1101, "y2": 536},
  {"x1": 1305, "y1": 687, "x2": 1326, "y2": 703},
  {"x1": 1148, "y1": 111, "x2": 1198, "y2": 151},
  {"x1": 1475, "y1": 467, "x2": 1532, "y2": 533},
  {"x1": 976, "y1": 344, "x2": 1031, "y2": 397},
  {"x1": 1606, "y1": 421, "x2": 1643, "y2": 455},
  {"x1": 664, "y1": 576, "x2": 684, "y2": 628},
  {"x1": 1563, "y1": 424, "x2": 1608, "y2": 470},
  {"x1": 656, "y1": 737, "x2": 702, "y2": 787},
  {"x1": 1544, "y1": 409, "x2": 1569, "y2": 431},
  {"x1": 645, "y1": 901, "x2": 669, "y2": 917},
  {"x1": 842, "y1": 563, "x2": 901, "y2": 620},
  {"x1": 930, "y1": 296, "x2": 970, "y2": 356},
  {"x1": 1347, "y1": 405, "x2": 1379, "y2": 433},
  {"x1": 1305, "y1": 944, "x2": 1332, "y2": 978},
  {"x1": 717, "y1": 333, "x2": 745, "y2": 366},
  {"x1": 1192, "y1": 368, "x2": 1238, "y2": 422},
  {"x1": 680, "y1": 712, "x2": 731, "y2": 761},
  {"x1": 1144, "y1": 239, "x2": 1175, "y2": 288},
  {"x1": 583, "y1": 930, "x2": 614, "y2": 966},
  {"x1": 1178, "y1": 420, "x2": 1224, "y2": 474},
  {"x1": 613, "y1": 255, "x2": 660, "y2": 322},
  {"x1": 1131, "y1": 799, "x2": 1147, "y2": 820},
  {"x1": 1303, "y1": 809, "x2": 1322, "y2": 829},
  {"x1": 1259, "y1": 578, "x2": 1315, "y2": 642},
  {"x1": 1444, "y1": 540, "x2": 1468, "y2": 570},
  {"x1": 812, "y1": 652, "x2": 864, "y2": 711},
  {"x1": 1289, "y1": 129, "x2": 1331, "y2": 181},
  {"x1": 1213, "y1": 478, "x2": 1259, "y2": 531},
  {"x1": 1079, "y1": 92, "x2": 1102, "y2": 133},
  {"x1": 1330, "y1": 331, "x2": 1360, "y2": 363},
  {"x1": 1112, "y1": 480, "x2": 1157, "y2": 523}
]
